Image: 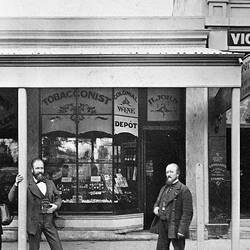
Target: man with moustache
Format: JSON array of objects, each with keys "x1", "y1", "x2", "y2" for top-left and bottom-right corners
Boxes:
[
  {"x1": 153, "y1": 163, "x2": 193, "y2": 250},
  {"x1": 8, "y1": 158, "x2": 63, "y2": 250}
]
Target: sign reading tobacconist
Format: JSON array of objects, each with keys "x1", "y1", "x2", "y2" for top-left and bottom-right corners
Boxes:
[{"x1": 228, "y1": 30, "x2": 250, "y2": 48}]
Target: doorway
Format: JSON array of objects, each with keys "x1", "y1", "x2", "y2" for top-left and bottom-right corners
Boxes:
[
  {"x1": 227, "y1": 127, "x2": 250, "y2": 218},
  {"x1": 144, "y1": 129, "x2": 185, "y2": 228}
]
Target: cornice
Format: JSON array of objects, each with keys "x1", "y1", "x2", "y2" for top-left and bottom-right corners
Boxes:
[
  {"x1": 0, "y1": 54, "x2": 242, "y2": 67},
  {"x1": 0, "y1": 30, "x2": 208, "y2": 47},
  {"x1": 0, "y1": 17, "x2": 207, "y2": 47}
]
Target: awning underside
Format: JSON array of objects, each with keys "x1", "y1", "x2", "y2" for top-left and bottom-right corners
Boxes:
[{"x1": 0, "y1": 47, "x2": 243, "y2": 88}]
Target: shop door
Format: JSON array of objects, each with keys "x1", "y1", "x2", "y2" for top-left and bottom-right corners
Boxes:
[
  {"x1": 227, "y1": 128, "x2": 250, "y2": 218},
  {"x1": 144, "y1": 129, "x2": 185, "y2": 229},
  {"x1": 238, "y1": 128, "x2": 250, "y2": 218}
]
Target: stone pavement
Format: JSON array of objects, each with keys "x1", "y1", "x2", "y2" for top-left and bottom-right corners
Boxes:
[{"x1": 2, "y1": 239, "x2": 250, "y2": 250}]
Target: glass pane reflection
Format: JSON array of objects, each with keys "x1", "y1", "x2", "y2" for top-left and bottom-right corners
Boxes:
[{"x1": 42, "y1": 136, "x2": 76, "y2": 163}]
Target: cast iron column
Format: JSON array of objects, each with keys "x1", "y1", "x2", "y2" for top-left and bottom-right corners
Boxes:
[
  {"x1": 18, "y1": 88, "x2": 27, "y2": 250},
  {"x1": 231, "y1": 87, "x2": 240, "y2": 250}
]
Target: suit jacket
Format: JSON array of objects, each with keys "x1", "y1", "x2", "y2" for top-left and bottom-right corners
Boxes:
[
  {"x1": 154, "y1": 181, "x2": 193, "y2": 238},
  {"x1": 0, "y1": 184, "x2": 9, "y2": 235},
  {"x1": 8, "y1": 178, "x2": 62, "y2": 235}
]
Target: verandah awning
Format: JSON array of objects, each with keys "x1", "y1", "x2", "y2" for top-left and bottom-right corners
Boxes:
[
  {"x1": 0, "y1": 47, "x2": 243, "y2": 250},
  {"x1": 0, "y1": 47, "x2": 243, "y2": 88}
]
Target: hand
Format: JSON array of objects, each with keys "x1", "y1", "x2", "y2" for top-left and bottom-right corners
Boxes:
[
  {"x1": 177, "y1": 232, "x2": 185, "y2": 239},
  {"x1": 46, "y1": 203, "x2": 58, "y2": 214},
  {"x1": 153, "y1": 206, "x2": 159, "y2": 216},
  {"x1": 15, "y1": 174, "x2": 24, "y2": 186}
]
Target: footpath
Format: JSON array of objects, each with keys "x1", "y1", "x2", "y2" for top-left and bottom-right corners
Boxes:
[
  {"x1": 3, "y1": 239, "x2": 250, "y2": 250},
  {"x1": 2, "y1": 230, "x2": 250, "y2": 250}
]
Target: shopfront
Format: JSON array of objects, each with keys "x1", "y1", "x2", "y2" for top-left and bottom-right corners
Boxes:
[
  {"x1": 39, "y1": 88, "x2": 139, "y2": 214},
  {"x1": 0, "y1": 87, "x2": 185, "y2": 218},
  {"x1": 0, "y1": 49, "x2": 242, "y2": 247},
  {"x1": 0, "y1": 16, "x2": 243, "y2": 250}
]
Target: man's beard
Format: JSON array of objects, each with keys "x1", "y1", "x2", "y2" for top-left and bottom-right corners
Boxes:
[
  {"x1": 33, "y1": 172, "x2": 44, "y2": 181},
  {"x1": 166, "y1": 176, "x2": 177, "y2": 185}
]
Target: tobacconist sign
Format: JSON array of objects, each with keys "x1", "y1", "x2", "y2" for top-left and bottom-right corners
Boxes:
[{"x1": 41, "y1": 88, "x2": 112, "y2": 115}]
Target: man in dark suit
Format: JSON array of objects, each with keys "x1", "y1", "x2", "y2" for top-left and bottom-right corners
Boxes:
[
  {"x1": 8, "y1": 158, "x2": 63, "y2": 250},
  {"x1": 153, "y1": 163, "x2": 193, "y2": 250}
]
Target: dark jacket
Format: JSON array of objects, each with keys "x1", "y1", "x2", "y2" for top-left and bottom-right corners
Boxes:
[
  {"x1": 154, "y1": 181, "x2": 193, "y2": 238},
  {"x1": 8, "y1": 178, "x2": 62, "y2": 235},
  {"x1": 0, "y1": 184, "x2": 9, "y2": 235},
  {"x1": 0, "y1": 185, "x2": 4, "y2": 235}
]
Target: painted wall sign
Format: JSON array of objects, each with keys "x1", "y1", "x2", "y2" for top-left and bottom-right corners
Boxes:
[
  {"x1": 228, "y1": 31, "x2": 250, "y2": 47},
  {"x1": 241, "y1": 55, "x2": 250, "y2": 100},
  {"x1": 209, "y1": 137, "x2": 227, "y2": 186},
  {"x1": 41, "y1": 88, "x2": 112, "y2": 114},
  {"x1": 114, "y1": 88, "x2": 138, "y2": 117},
  {"x1": 114, "y1": 115, "x2": 138, "y2": 136},
  {"x1": 147, "y1": 88, "x2": 180, "y2": 121}
]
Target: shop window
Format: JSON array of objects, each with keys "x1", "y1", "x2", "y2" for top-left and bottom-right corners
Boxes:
[
  {"x1": 0, "y1": 89, "x2": 18, "y2": 211},
  {"x1": 40, "y1": 88, "x2": 139, "y2": 213}
]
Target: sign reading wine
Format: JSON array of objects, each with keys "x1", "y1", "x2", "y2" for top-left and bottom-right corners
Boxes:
[{"x1": 114, "y1": 88, "x2": 138, "y2": 136}]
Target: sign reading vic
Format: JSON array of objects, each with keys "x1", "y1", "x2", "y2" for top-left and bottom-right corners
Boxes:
[{"x1": 228, "y1": 31, "x2": 250, "y2": 47}]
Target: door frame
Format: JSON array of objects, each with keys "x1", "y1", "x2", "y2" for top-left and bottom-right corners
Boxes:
[{"x1": 141, "y1": 125, "x2": 185, "y2": 228}]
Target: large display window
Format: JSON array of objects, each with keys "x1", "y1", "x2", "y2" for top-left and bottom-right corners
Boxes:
[
  {"x1": 0, "y1": 89, "x2": 18, "y2": 212},
  {"x1": 40, "y1": 88, "x2": 139, "y2": 213}
]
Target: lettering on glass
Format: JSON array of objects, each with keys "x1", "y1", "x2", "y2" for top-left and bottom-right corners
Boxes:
[
  {"x1": 114, "y1": 88, "x2": 138, "y2": 117},
  {"x1": 147, "y1": 88, "x2": 180, "y2": 121},
  {"x1": 41, "y1": 88, "x2": 112, "y2": 115},
  {"x1": 114, "y1": 88, "x2": 138, "y2": 136}
]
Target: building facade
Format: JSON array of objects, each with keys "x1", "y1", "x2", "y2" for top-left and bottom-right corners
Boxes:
[
  {"x1": 0, "y1": 0, "x2": 243, "y2": 243},
  {"x1": 206, "y1": 0, "x2": 250, "y2": 238}
]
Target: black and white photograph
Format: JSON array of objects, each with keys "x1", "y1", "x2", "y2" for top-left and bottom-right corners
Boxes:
[{"x1": 0, "y1": 0, "x2": 249, "y2": 249}]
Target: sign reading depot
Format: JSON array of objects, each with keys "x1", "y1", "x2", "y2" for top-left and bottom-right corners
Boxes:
[{"x1": 114, "y1": 88, "x2": 138, "y2": 136}]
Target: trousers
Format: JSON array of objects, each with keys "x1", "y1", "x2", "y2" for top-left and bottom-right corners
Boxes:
[
  {"x1": 156, "y1": 220, "x2": 185, "y2": 250},
  {"x1": 28, "y1": 214, "x2": 63, "y2": 250}
]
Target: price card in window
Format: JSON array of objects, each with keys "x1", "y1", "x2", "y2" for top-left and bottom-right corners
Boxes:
[
  {"x1": 61, "y1": 177, "x2": 72, "y2": 183},
  {"x1": 91, "y1": 176, "x2": 101, "y2": 182}
]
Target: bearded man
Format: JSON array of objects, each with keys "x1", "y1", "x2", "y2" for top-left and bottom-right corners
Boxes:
[
  {"x1": 8, "y1": 158, "x2": 63, "y2": 250},
  {"x1": 153, "y1": 163, "x2": 193, "y2": 250}
]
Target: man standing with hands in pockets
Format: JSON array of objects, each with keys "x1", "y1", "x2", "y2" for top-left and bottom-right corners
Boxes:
[
  {"x1": 153, "y1": 163, "x2": 193, "y2": 250},
  {"x1": 9, "y1": 158, "x2": 63, "y2": 250}
]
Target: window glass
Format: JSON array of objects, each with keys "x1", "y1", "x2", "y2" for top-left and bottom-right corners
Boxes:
[
  {"x1": 113, "y1": 137, "x2": 138, "y2": 211},
  {"x1": 41, "y1": 88, "x2": 114, "y2": 212},
  {"x1": 40, "y1": 88, "x2": 139, "y2": 213},
  {"x1": 42, "y1": 136, "x2": 76, "y2": 164},
  {"x1": 0, "y1": 89, "x2": 18, "y2": 212},
  {"x1": 113, "y1": 88, "x2": 139, "y2": 211}
]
